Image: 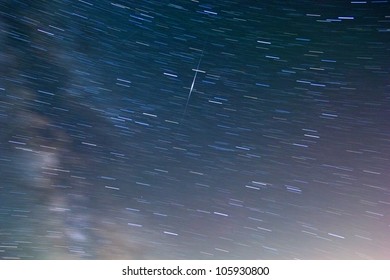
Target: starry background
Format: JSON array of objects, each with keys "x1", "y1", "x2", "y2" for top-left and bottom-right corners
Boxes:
[{"x1": 0, "y1": 0, "x2": 389, "y2": 259}]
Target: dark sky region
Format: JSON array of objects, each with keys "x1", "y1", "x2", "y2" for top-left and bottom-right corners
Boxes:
[{"x1": 0, "y1": 0, "x2": 389, "y2": 259}]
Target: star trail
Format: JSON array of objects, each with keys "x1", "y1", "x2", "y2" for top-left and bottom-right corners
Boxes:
[{"x1": 0, "y1": 0, "x2": 389, "y2": 259}]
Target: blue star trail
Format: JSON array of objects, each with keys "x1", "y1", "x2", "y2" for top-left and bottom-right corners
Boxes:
[{"x1": 0, "y1": 0, "x2": 389, "y2": 259}]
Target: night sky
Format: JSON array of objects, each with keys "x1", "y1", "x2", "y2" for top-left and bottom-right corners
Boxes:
[{"x1": 0, "y1": 0, "x2": 389, "y2": 259}]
